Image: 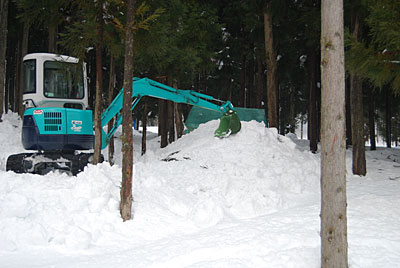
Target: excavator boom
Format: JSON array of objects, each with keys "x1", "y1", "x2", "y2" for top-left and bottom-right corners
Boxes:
[{"x1": 100, "y1": 77, "x2": 241, "y2": 148}]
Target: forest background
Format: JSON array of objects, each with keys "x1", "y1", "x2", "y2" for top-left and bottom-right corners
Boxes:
[{"x1": 0, "y1": 0, "x2": 400, "y2": 168}]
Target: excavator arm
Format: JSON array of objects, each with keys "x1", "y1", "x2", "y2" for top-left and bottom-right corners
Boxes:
[{"x1": 100, "y1": 77, "x2": 240, "y2": 149}]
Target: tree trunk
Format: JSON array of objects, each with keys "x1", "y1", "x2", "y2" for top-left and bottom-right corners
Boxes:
[
  {"x1": 345, "y1": 77, "x2": 352, "y2": 147},
  {"x1": 350, "y1": 75, "x2": 366, "y2": 175},
  {"x1": 240, "y1": 46, "x2": 246, "y2": 107},
  {"x1": 14, "y1": 44, "x2": 20, "y2": 113},
  {"x1": 17, "y1": 19, "x2": 29, "y2": 117},
  {"x1": 159, "y1": 99, "x2": 168, "y2": 148},
  {"x1": 289, "y1": 90, "x2": 295, "y2": 133},
  {"x1": 141, "y1": 99, "x2": 147, "y2": 156},
  {"x1": 308, "y1": 48, "x2": 318, "y2": 153},
  {"x1": 385, "y1": 87, "x2": 392, "y2": 148},
  {"x1": 350, "y1": 12, "x2": 366, "y2": 176},
  {"x1": 368, "y1": 88, "x2": 376, "y2": 150},
  {"x1": 320, "y1": 0, "x2": 348, "y2": 267},
  {"x1": 120, "y1": 0, "x2": 136, "y2": 221},
  {"x1": 263, "y1": 3, "x2": 278, "y2": 128},
  {"x1": 247, "y1": 47, "x2": 254, "y2": 108},
  {"x1": 167, "y1": 100, "x2": 175, "y2": 144},
  {"x1": 0, "y1": 0, "x2": 9, "y2": 120},
  {"x1": 256, "y1": 55, "x2": 263, "y2": 109},
  {"x1": 48, "y1": 24, "x2": 58, "y2": 53},
  {"x1": 175, "y1": 103, "x2": 184, "y2": 139},
  {"x1": 93, "y1": 6, "x2": 104, "y2": 165},
  {"x1": 108, "y1": 55, "x2": 115, "y2": 165}
]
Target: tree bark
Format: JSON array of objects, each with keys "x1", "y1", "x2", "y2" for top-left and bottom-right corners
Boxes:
[
  {"x1": 320, "y1": 0, "x2": 348, "y2": 267},
  {"x1": 345, "y1": 77, "x2": 352, "y2": 147},
  {"x1": 247, "y1": 49, "x2": 255, "y2": 108},
  {"x1": 0, "y1": 0, "x2": 9, "y2": 120},
  {"x1": 256, "y1": 55, "x2": 263, "y2": 109},
  {"x1": 385, "y1": 87, "x2": 391, "y2": 148},
  {"x1": 93, "y1": 5, "x2": 104, "y2": 165},
  {"x1": 14, "y1": 44, "x2": 20, "y2": 113},
  {"x1": 17, "y1": 19, "x2": 29, "y2": 117},
  {"x1": 350, "y1": 75, "x2": 366, "y2": 175},
  {"x1": 159, "y1": 99, "x2": 168, "y2": 148},
  {"x1": 141, "y1": 99, "x2": 147, "y2": 156},
  {"x1": 321, "y1": 0, "x2": 348, "y2": 268},
  {"x1": 167, "y1": 100, "x2": 175, "y2": 144},
  {"x1": 263, "y1": 3, "x2": 278, "y2": 128},
  {"x1": 174, "y1": 103, "x2": 184, "y2": 139},
  {"x1": 308, "y1": 48, "x2": 318, "y2": 153},
  {"x1": 368, "y1": 87, "x2": 376, "y2": 150},
  {"x1": 120, "y1": 0, "x2": 136, "y2": 221},
  {"x1": 350, "y1": 12, "x2": 366, "y2": 176},
  {"x1": 240, "y1": 46, "x2": 246, "y2": 107},
  {"x1": 108, "y1": 55, "x2": 115, "y2": 165}
]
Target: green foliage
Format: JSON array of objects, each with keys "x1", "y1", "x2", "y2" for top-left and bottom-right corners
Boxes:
[
  {"x1": 346, "y1": 0, "x2": 400, "y2": 93},
  {"x1": 13, "y1": 0, "x2": 69, "y2": 36},
  {"x1": 134, "y1": 0, "x2": 222, "y2": 84}
]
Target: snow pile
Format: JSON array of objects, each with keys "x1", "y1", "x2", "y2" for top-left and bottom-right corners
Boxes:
[
  {"x1": 0, "y1": 164, "x2": 121, "y2": 251},
  {"x1": 0, "y1": 113, "x2": 25, "y2": 170},
  {"x1": 134, "y1": 120, "x2": 320, "y2": 227},
  {"x1": 0, "y1": 117, "x2": 320, "y2": 251}
]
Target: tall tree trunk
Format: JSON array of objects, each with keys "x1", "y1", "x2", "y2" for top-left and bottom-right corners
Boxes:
[
  {"x1": 167, "y1": 79, "x2": 175, "y2": 144},
  {"x1": 174, "y1": 103, "x2": 184, "y2": 139},
  {"x1": 308, "y1": 48, "x2": 318, "y2": 153},
  {"x1": 263, "y1": 3, "x2": 278, "y2": 128},
  {"x1": 385, "y1": 87, "x2": 392, "y2": 148},
  {"x1": 350, "y1": 12, "x2": 366, "y2": 176},
  {"x1": 14, "y1": 44, "x2": 20, "y2": 113},
  {"x1": 350, "y1": 75, "x2": 366, "y2": 175},
  {"x1": 93, "y1": 6, "x2": 104, "y2": 165},
  {"x1": 167, "y1": 100, "x2": 175, "y2": 144},
  {"x1": 0, "y1": 0, "x2": 9, "y2": 120},
  {"x1": 172, "y1": 81, "x2": 184, "y2": 139},
  {"x1": 48, "y1": 24, "x2": 58, "y2": 53},
  {"x1": 108, "y1": 55, "x2": 115, "y2": 165},
  {"x1": 247, "y1": 46, "x2": 254, "y2": 108},
  {"x1": 240, "y1": 46, "x2": 246, "y2": 107},
  {"x1": 256, "y1": 55, "x2": 263, "y2": 109},
  {"x1": 320, "y1": 0, "x2": 348, "y2": 267},
  {"x1": 368, "y1": 88, "x2": 376, "y2": 150},
  {"x1": 120, "y1": 0, "x2": 136, "y2": 221},
  {"x1": 141, "y1": 99, "x2": 147, "y2": 156},
  {"x1": 17, "y1": 19, "x2": 29, "y2": 117},
  {"x1": 289, "y1": 90, "x2": 295, "y2": 133},
  {"x1": 345, "y1": 77, "x2": 352, "y2": 147},
  {"x1": 159, "y1": 99, "x2": 168, "y2": 148}
]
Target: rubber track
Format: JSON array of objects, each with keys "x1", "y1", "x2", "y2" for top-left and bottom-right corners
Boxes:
[{"x1": 6, "y1": 152, "x2": 102, "y2": 176}]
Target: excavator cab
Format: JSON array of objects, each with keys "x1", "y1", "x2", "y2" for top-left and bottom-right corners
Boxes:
[{"x1": 22, "y1": 53, "x2": 89, "y2": 110}]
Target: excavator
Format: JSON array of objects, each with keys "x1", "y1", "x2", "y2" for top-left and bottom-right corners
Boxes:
[{"x1": 6, "y1": 53, "x2": 242, "y2": 175}]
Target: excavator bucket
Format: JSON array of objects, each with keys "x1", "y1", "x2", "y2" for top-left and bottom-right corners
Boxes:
[
  {"x1": 214, "y1": 110, "x2": 241, "y2": 137},
  {"x1": 185, "y1": 106, "x2": 266, "y2": 137}
]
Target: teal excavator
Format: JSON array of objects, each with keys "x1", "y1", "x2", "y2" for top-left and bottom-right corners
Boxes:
[{"x1": 6, "y1": 53, "x2": 242, "y2": 175}]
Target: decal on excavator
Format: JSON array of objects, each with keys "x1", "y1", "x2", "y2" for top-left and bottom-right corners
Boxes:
[{"x1": 71, "y1": 120, "x2": 82, "y2": 132}]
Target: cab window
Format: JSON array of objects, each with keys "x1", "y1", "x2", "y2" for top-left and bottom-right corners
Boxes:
[
  {"x1": 44, "y1": 61, "x2": 84, "y2": 99},
  {"x1": 23, "y1": 60, "x2": 36, "y2": 94}
]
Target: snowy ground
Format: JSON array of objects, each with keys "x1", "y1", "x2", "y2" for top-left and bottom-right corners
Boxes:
[{"x1": 0, "y1": 112, "x2": 399, "y2": 268}]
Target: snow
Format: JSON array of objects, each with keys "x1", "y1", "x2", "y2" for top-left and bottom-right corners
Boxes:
[{"x1": 1, "y1": 112, "x2": 400, "y2": 267}]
